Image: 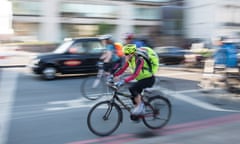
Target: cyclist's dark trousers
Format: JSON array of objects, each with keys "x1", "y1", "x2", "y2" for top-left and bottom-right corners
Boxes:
[
  {"x1": 103, "y1": 59, "x2": 122, "y2": 75},
  {"x1": 129, "y1": 76, "x2": 155, "y2": 104}
]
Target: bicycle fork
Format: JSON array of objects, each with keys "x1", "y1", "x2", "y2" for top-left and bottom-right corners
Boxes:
[
  {"x1": 102, "y1": 103, "x2": 113, "y2": 121},
  {"x1": 102, "y1": 100, "x2": 123, "y2": 123}
]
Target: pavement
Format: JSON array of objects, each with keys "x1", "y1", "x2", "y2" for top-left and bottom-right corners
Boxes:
[{"x1": 0, "y1": 49, "x2": 37, "y2": 68}]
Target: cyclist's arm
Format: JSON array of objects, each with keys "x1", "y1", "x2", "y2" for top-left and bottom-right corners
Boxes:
[
  {"x1": 114, "y1": 62, "x2": 129, "y2": 77},
  {"x1": 100, "y1": 51, "x2": 111, "y2": 62},
  {"x1": 101, "y1": 45, "x2": 114, "y2": 63},
  {"x1": 103, "y1": 51, "x2": 112, "y2": 62},
  {"x1": 124, "y1": 57, "x2": 144, "y2": 83}
]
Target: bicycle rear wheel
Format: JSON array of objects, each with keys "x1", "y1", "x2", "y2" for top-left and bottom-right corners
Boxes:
[
  {"x1": 225, "y1": 73, "x2": 240, "y2": 93},
  {"x1": 81, "y1": 76, "x2": 112, "y2": 100},
  {"x1": 87, "y1": 101, "x2": 122, "y2": 136},
  {"x1": 143, "y1": 95, "x2": 171, "y2": 129}
]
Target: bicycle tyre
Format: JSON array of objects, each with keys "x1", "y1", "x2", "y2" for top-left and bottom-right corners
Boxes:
[
  {"x1": 81, "y1": 76, "x2": 112, "y2": 100},
  {"x1": 87, "y1": 101, "x2": 122, "y2": 136},
  {"x1": 143, "y1": 95, "x2": 172, "y2": 129},
  {"x1": 225, "y1": 73, "x2": 240, "y2": 94}
]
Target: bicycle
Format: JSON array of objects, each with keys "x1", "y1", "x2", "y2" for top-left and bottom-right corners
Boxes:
[
  {"x1": 87, "y1": 82, "x2": 172, "y2": 136},
  {"x1": 198, "y1": 64, "x2": 240, "y2": 93},
  {"x1": 225, "y1": 70, "x2": 240, "y2": 93},
  {"x1": 81, "y1": 60, "x2": 129, "y2": 100},
  {"x1": 81, "y1": 61, "x2": 113, "y2": 100}
]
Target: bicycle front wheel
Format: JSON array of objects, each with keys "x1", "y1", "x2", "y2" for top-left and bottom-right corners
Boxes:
[
  {"x1": 81, "y1": 76, "x2": 112, "y2": 100},
  {"x1": 143, "y1": 96, "x2": 171, "y2": 129},
  {"x1": 87, "y1": 101, "x2": 122, "y2": 136}
]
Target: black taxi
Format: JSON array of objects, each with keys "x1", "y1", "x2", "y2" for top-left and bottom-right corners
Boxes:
[{"x1": 29, "y1": 37, "x2": 105, "y2": 80}]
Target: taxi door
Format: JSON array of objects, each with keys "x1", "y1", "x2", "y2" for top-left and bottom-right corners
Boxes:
[{"x1": 60, "y1": 40, "x2": 104, "y2": 74}]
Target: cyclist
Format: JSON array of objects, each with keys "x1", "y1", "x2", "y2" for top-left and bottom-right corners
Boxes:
[
  {"x1": 99, "y1": 34, "x2": 123, "y2": 78},
  {"x1": 114, "y1": 44, "x2": 156, "y2": 115}
]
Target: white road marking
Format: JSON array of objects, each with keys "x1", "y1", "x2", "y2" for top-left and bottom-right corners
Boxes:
[
  {"x1": 45, "y1": 99, "x2": 93, "y2": 111},
  {"x1": 161, "y1": 88, "x2": 240, "y2": 112},
  {"x1": 177, "y1": 88, "x2": 222, "y2": 94},
  {"x1": 159, "y1": 71, "x2": 198, "y2": 77},
  {"x1": 0, "y1": 69, "x2": 18, "y2": 144},
  {"x1": 43, "y1": 69, "x2": 239, "y2": 113},
  {"x1": 44, "y1": 86, "x2": 240, "y2": 113},
  {"x1": 44, "y1": 96, "x2": 133, "y2": 111}
]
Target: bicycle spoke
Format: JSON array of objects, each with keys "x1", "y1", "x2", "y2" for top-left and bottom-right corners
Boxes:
[
  {"x1": 81, "y1": 76, "x2": 112, "y2": 100},
  {"x1": 87, "y1": 101, "x2": 122, "y2": 136},
  {"x1": 92, "y1": 79, "x2": 101, "y2": 88},
  {"x1": 143, "y1": 96, "x2": 171, "y2": 129}
]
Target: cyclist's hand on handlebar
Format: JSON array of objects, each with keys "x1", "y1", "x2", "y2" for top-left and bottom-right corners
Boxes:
[
  {"x1": 113, "y1": 76, "x2": 120, "y2": 81},
  {"x1": 106, "y1": 74, "x2": 114, "y2": 83},
  {"x1": 114, "y1": 79, "x2": 125, "y2": 87}
]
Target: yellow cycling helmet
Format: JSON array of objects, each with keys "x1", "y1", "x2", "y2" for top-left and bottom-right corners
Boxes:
[{"x1": 123, "y1": 44, "x2": 137, "y2": 55}]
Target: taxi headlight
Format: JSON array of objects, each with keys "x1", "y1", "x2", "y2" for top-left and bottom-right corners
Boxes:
[{"x1": 31, "y1": 58, "x2": 40, "y2": 65}]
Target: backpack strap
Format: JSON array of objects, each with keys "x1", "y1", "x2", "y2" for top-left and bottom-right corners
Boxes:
[{"x1": 136, "y1": 54, "x2": 153, "y2": 73}]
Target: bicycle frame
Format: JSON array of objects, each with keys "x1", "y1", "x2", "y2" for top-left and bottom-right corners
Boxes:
[
  {"x1": 113, "y1": 90, "x2": 133, "y2": 112},
  {"x1": 96, "y1": 61, "x2": 114, "y2": 83},
  {"x1": 107, "y1": 88, "x2": 160, "y2": 123},
  {"x1": 108, "y1": 85, "x2": 150, "y2": 113},
  {"x1": 96, "y1": 61, "x2": 107, "y2": 79}
]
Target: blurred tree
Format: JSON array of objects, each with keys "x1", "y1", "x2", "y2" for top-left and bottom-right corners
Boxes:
[{"x1": 96, "y1": 23, "x2": 115, "y2": 35}]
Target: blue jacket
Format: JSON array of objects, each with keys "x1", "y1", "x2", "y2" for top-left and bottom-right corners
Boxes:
[{"x1": 214, "y1": 43, "x2": 238, "y2": 67}]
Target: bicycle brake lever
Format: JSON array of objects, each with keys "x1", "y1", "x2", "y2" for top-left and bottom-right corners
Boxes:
[{"x1": 106, "y1": 82, "x2": 118, "y2": 90}]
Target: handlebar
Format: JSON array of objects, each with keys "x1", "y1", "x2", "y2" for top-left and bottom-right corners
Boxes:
[{"x1": 106, "y1": 81, "x2": 119, "y2": 91}]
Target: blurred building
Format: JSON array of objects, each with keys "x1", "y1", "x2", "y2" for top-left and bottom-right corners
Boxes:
[
  {"x1": 161, "y1": 5, "x2": 183, "y2": 36},
  {"x1": 0, "y1": 0, "x2": 14, "y2": 40},
  {"x1": 184, "y1": 0, "x2": 240, "y2": 40},
  {"x1": 9, "y1": 0, "x2": 183, "y2": 43}
]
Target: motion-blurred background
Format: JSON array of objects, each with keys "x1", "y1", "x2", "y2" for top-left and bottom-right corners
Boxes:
[{"x1": 1, "y1": 0, "x2": 240, "y2": 68}]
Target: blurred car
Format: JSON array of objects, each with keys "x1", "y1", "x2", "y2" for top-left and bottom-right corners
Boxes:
[
  {"x1": 154, "y1": 46, "x2": 186, "y2": 65},
  {"x1": 28, "y1": 37, "x2": 105, "y2": 80}
]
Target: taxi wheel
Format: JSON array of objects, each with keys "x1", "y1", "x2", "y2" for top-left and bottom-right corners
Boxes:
[{"x1": 42, "y1": 66, "x2": 57, "y2": 80}]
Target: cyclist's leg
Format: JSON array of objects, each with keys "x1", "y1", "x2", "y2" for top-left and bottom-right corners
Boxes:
[
  {"x1": 103, "y1": 62, "x2": 112, "y2": 79},
  {"x1": 129, "y1": 76, "x2": 155, "y2": 102},
  {"x1": 103, "y1": 62, "x2": 111, "y2": 73},
  {"x1": 129, "y1": 82, "x2": 138, "y2": 105},
  {"x1": 129, "y1": 76, "x2": 155, "y2": 114}
]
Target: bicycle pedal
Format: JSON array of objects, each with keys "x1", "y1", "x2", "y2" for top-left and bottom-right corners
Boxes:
[
  {"x1": 130, "y1": 114, "x2": 144, "y2": 120},
  {"x1": 130, "y1": 115, "x2": 140, "y2": 122}
]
